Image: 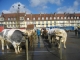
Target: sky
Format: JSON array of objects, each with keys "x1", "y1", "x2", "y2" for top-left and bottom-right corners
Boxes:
[{"x1": 0, "y1": 0, "x2": 80, "y2": 14}]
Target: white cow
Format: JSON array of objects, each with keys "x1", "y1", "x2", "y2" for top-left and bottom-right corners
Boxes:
[
  {"x1": 48, "y1": 28, "x2": 57, "y2": 43},
  {"x1": 0, "y1": 29, "x2": 27, "y2": 54},
  {"x1": 48, "y1": 28, "x2": 67, "y2": 49}
]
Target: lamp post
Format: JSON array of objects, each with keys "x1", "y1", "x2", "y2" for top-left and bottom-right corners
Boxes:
[
  {"x1": 17, "y1": 4, "x2": 20, "y2": 28},
  {"x1": 24, "y1": 11, "x2": 26, "y2": 28},
  {"x1": 23, "y1": 6, "x2": 27, "y2": 28},
  {"x1": 12, "y1": 4, "x2": 20, "y2": 28}
]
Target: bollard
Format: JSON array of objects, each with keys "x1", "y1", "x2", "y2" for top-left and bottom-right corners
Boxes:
[
  {"x1": 26, "y1": 36, "x2": 28, "y2": 60},
  {"x1": 59, "y1": 36, "x2": 62, "y2": 59}
]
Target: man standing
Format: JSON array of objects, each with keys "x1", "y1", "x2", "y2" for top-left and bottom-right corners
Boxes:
[
  {"x1": 36, "y1": 29, "x2": 41, "y2": 40},
  {"x1": 75, "y1": 27, "x2": 78, "y2": 36}
]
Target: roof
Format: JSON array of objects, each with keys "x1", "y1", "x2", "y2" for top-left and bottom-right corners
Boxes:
[{"x1": 1, "y1": 13, "x2": 80, "y2": 21}]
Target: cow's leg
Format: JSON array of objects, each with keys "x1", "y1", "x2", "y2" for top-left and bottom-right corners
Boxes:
[
  {"x1": 18, "y1": 46, "x2": 20, "y2": 53},
  {"x1": 14, "y1": 45, "x2": 18, "y2": 54},
  {"x1": 5, "y1": 41, "x2": 9, "y2": 50},
  {"x1": 58, "y1": 38, "x2": 62, "y2": 49},
  {"x1": 18, "y1": 46, "x2": 22, "y2": 53},
  {"x1": 48, "y1": 35, "x2": 51, "y2": 43},
  {"x1": 12, "y1": 42, "x2": 18, "y2": 54},
  {"x1": 63, "y1": 40, "x2": 66, "y2": 49},
  {"x1": 51, "y1": 37, "x2": 53, "y2": 43},
  {"x1": 1, "y1": 39, "x2": 4, "y2": 50},
  {"x1": 6, "y1": 44, "x2": 9, "y2": 50},
  {"x1": 13, "y1": 42, "x2": 22, "y2": 54},
  {"x1": 48, "y1": 35, "x2": 53, "y2": 43},
  {"x1": 51, "y1": 35, "x2": 56, "y2": 44},
  {"x1": 58, "y1": 43, "x2": 60, "y2": 49},
  {"x1": 63, "y1": 37, "x2": 66, "y2": 49},
  {"x1": 29, "y1": 37, "x2": 33, "y2": 47},
  {"x1": 52, "y1": 37, "x2": 56, "y2": 44},
  {"x1": 50, "y1": 36, "x2": 52, "y2": 43},
  {"x1": 31, "y1": 36, "x2": 33, "y2": 47}
]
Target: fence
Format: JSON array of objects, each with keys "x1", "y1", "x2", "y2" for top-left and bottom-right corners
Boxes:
[{"x1": 46, "y1": 26, "x2": 75, "y2": 31}]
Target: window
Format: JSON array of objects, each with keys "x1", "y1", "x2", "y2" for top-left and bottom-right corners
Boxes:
[
  {"x1": 54, "y1": 17, "x2": 56, "y2": 19},
  {"x1": 33, "y1": 17, "x2": 35, "y2": 20},
  {"x1": 71, "y1": 17, "x2": 73, "y2": 19},
  {"x1": 50, "y1": 17, "x2": 52, "y2": 20},
  {"x1": 13, "y1": 22, "x2": 14, "y2": 24},
  {"x1": 57, "y1": 17, "x2": 59, "y2": 19},
  {"x1": 11, "y1": 18, "x2": 13, "y2": 20},
  {"x1": 68, "y1": 17, "x2": 70, "y2": 19},
  {"x1": 20, "y1": 17, "x2": 24, "y2": 20},
  {"x1": 0, "y1": 18, "x2": 4, "y2": 21},
  {"x1": 27, "y1": 18, "x2": 29, "y2": 20},
  {"x1": 71, "y1": 21, "x2": 74, "y2": 23},
  {"x1": 77, "y1": 17, "x2": 79, "y2": 19},
  {"x1": 64, "y1": 17, "x2": 66, "y2": 19},
  {"x1": 46, "y1": 21, "x2": 48, "y2": 24},
  {"x1": 9, "y1": 22, "x2": 11, "y2": 24},
  {"x1": 38, "y1": 17, "x2": 40, "y2": 20},
  {"x1": 8, "y1": 25, "x2": 10, "y2": 27},
  {"x1": 61, "y1": 17, "x2": 63, "y2": 19},
  {"x1": 14, "y1": 18, "x2": 16, "y2": 20},
  {"x1": 1, "y1": 18, "x2": 3, "y2": 20},
  {"x1": 42, "y1": 17, "x2": 44, "y2": 20},
  {"x1": 54, "y1": 21, "x2": 56, "y2": 25},
  {"x1": 38, "y1": 21, "x2": 40, "y2": 24},
  {"x1": 46, "y1": 17, "x2": 48, "y2": 20},
  {"x1": 42, "y1": 21, "x2": 44, "y2": 24},
  {"x1": 50, "y1": 21, "x2": 52, "y2": 24},
  {"x1": 8, "y1": 18, "x2": 10, "y2": 20},
  {"x1": 74, "y1": 17, "x2": 76, "y2": 19},
  {"x1": 79, "y1": 21, "x2": 80, "y2": 23}
]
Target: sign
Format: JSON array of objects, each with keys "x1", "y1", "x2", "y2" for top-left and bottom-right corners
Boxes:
[{"x1": 26, "y1": 24, "x2": 34, "y2": 29}]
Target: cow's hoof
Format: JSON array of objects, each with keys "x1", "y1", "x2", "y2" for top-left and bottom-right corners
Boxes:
[
  {"x1": 2, "y1": 48, "x2": 4, "y2": 51},
  {"x1": 64, "y1": 46, "x2": 66, "y2": 49},
  {"x1": 2, "y1": 49, "x2": 4, "y2": 51},
  {"x1": 20, "y1": 48, "x2": 22, "y2": 51},
  {"x1": 2, "y1": 50, "x2": 4, "y2": 52},
  {"x1": 58, "y1": 47, "x2": 60, "y2": 49},
  {"x1": 15, "y1": 51, "x2": 19, "y2": 54},
  {"x1": 64, "y1": 47, "x2": 66, "y2": 49},
  {"x1": 7, "y1": 48, "x2": 10, "y2": 50},
  {"x1": 16, "y1": 52, "x2": 18, "y2": 54},
  {"x1": 18, "y1": 51, "x2": 20, "y2": 53}
]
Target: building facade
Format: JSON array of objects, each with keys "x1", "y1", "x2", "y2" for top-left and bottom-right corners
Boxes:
[{"x1": 0, "y1": 13, "x2": 80, "y2": 29}]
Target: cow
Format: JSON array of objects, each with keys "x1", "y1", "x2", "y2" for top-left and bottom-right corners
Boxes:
[
  {"x1": 25, "y1": 29, "x2": 37, "y2": 47},
  {"x1": 48, "y1": 28, "x2": 67, "y2": 49},
  {"x1": 41, "y1": 28, "x2": 48, "y2": 39},
  {"x1": 0, "y1": 29, "x2": 27, "y2": 54}
]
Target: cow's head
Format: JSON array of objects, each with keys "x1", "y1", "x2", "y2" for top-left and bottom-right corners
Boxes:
[{"x1": 54, "y1": 29, "x2": 63, "y2": 37}]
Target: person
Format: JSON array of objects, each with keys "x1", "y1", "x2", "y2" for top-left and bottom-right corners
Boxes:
[
  {"x1": 43, "y1": 29, "x2": 48, "y2": 39},
  {"x1": 75, "y1": 27, "x2": 78, "y2": 36},
  {"x1": 36, "y1": 29, "x2": 41, "y2": 40}
]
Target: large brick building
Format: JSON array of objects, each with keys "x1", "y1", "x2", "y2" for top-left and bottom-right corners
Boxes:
[{"x1": 0, "y1": 12, "x2": 80, "y2": 29}]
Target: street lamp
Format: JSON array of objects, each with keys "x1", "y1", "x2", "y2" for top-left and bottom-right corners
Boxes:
[
  {"x1": 24, "y1": 11, "x2": 26, "y2": 28},
  {"x1": 17, "y1": 4, "x2": 20, "y2": 28},
  {"x1": 12, "y1": 4, "x2": 20, "y2": 28},
  {"x1": 23, "y1": 6, "x2": 27, "y2": 28}
]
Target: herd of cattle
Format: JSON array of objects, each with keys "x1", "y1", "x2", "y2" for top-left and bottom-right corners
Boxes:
[{"x1": 0, "y1": 28, "x2": 67, "y2": 54}]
